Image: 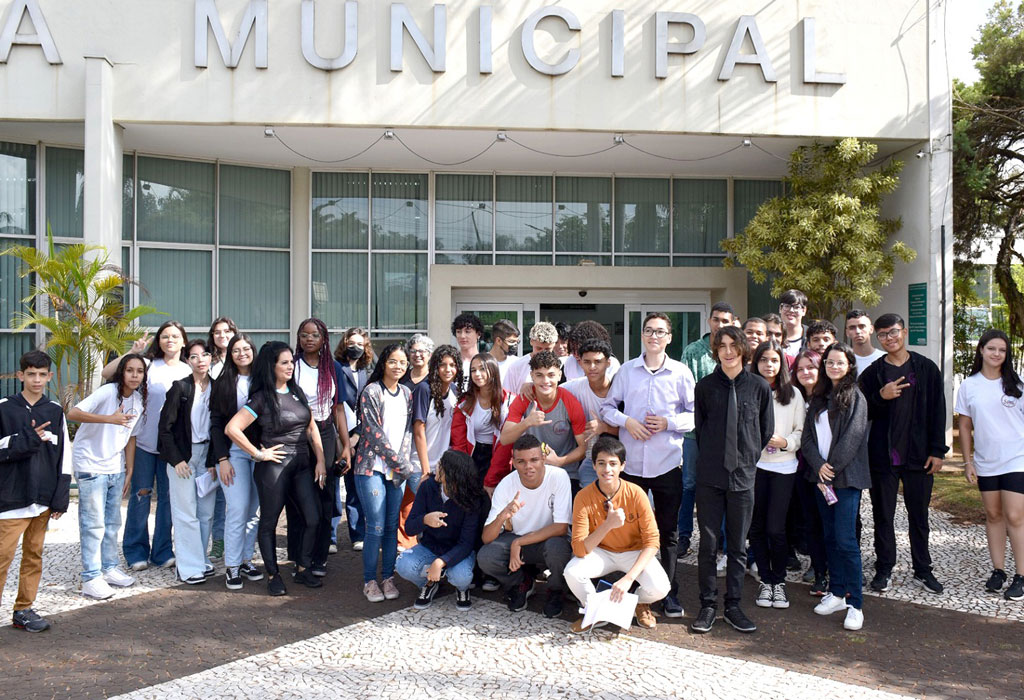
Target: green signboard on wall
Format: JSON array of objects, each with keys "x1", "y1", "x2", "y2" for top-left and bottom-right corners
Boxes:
[{"x1": 908, "y1": 282, "x2": 927, "y2": 346}]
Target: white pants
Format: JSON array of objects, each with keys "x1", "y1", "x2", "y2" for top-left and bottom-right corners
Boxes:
[{"x1": 563, "y1": 548, "x2": 671, "y2": 607}]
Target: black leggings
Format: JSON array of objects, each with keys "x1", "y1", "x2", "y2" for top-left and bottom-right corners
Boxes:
[
  {"x1": 748, "y1": 469, "x2": 796, "y2": 585},
  {"x1": 255, "y1": 450, "x2": 320, "y2": 576},
  {"x1": 471, "y1": 442, "x2": 493, "y2": 485},
  {"x1": 286, "y1": 422, "x2": 337, "y2": 565}
]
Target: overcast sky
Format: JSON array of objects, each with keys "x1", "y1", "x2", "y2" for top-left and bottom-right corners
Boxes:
[{"x1": 946, "y1": 0, "x2": 997, "y2": 84}]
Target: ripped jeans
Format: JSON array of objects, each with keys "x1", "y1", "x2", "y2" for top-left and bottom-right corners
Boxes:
[
  {"x1": 122, "y1": 448, "x2": 174, "y2": 567},
  {"x1": 354, "y1": 471, "x2": 405, "y2": 584}
]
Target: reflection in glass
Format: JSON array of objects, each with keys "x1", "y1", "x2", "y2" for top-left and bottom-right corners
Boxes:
[
  {"x1": 312, "y1": 172, "x2": 369, "y2": 249},
  {"x1": 556, "y1": 177, "x2": 610, "y2": 252},
  {"x1": 614, "y1": 178, "x2": 669, "y2": 253},
  {"x1": 372, "y1": 173, "x2": 427, "y2": 251},
  {"x1": 436, "y1": 174, "x2": 492, "y2": 253},
  {"x1": 137, "y1": 157, "x2": 215, "y2": 244},
  {"x1": 496, "y1": 175, "x2": 552, "y2": 252}
]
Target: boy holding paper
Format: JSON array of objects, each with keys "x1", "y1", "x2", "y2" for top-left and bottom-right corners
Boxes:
[{"x1": 563, "y1": 435, "x2": 669, "y2": 632}]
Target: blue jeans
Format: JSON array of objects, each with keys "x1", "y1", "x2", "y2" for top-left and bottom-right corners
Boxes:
[
  {"x1": 677, "y1": 437, "x2": 698, "y2": 541},
  {"x1": 355, "y1": 472, "x2": 404, "y2": 583},
  {"x1": 222, "y1": 446, "x2": 260, "y2": 568},
  {"x1": 817, "y1": 486, "x2": 863, "y2": 610},
  {"x1": 77, "y1": 471, "x2": 125, "y2": 582},
  {"x1": 122, "y1": 449, "x2": 174, "y2": 566},
  {"x1": 578, "y1": 456, "x2": 597, "y2": 489},
  {"x1": 166, "y1": 444, "x2": 217, "y2": 579},
  {"x1": 395, "y1": 545, "x2": 476, "y2": 591},
  {"x1": 212, "y1": 487, "x2": 226, "y2": 543},
  {"x1": 333, "y1": 471, "x2": 365, "y2": 546}
]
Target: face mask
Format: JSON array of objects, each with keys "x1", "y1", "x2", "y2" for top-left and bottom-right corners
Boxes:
[
  {"x1": 345, "y1": 346, "x2": 364, "y2": 361},
  {"x1": 504, "y1": 342, "x2": 519, "y2": 356}
]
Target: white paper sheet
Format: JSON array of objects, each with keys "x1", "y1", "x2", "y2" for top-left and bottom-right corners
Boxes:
[
  {"x1": 195, "y1": 470, "x2": 219, "y2": 498},
  {"x1": 580, "y1": 588, "x2": 638, "y2": 631}
]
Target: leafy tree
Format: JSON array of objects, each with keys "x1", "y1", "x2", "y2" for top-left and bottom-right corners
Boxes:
[
  {"x1": 721, "y1": 138, "x2": 916, "y2": 321},
  {"x1": 1, "y1": 231, "x2": 158, "y2": 407}
]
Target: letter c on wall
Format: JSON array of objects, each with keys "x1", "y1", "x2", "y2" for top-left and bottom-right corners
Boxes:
[{"x1": 521, "y1": 6, "x2": 580, "y2": 76}]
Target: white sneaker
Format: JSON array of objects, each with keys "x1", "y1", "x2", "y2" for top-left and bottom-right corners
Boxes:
[
  {"x1": 81, "y1": 576, "x2": 116, "y2": 600},
  {"x1": 814, "y1": 592, "x2": 849, "y2": 616},
  {"x1": 843, "y1": 606, "x2": 864, "y2": 630},
  {"x1": 353, "y1": 541, "x2": 364, "y2": 551},
  {"x1": 102, "y1": 567, "x2": 136, "y2": 588},
  {"x1": 129, "y1": 561, "x2": 149, "y2": 572},
  {"x1": 755, "y1": 582, "x2": 774, "y2": 608},
  {"x1": 328, "y1": 544, "x2": 338, "y2": 554},
  {"x1": 716, "y1": 553, "x2": 728, "y2": 577}
]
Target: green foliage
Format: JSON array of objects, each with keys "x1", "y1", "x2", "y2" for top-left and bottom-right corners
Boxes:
[
  {"x1": 0, "y1": 229, "x2": 160, "y2": 407},
  {"x1": 722, "y1": 138, "x2": 914, "y2": 321}
]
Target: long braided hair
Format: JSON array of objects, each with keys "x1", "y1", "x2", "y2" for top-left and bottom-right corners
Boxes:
[{"x1": 295, "y1": 318, "x2": 336, "y2": 417}]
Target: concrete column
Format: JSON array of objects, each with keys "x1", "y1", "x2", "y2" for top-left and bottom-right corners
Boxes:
[
  {"x1": 82, "y1": 56, "x2": 122, "y2": 260},
  {"x1": 290, "y1": 167, "x2": 312, "y2": 330}
]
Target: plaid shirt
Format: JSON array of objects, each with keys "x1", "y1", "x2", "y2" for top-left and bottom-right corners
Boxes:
[{"x1": 353, "y1": 381, "x2": 415, "y2": 481}]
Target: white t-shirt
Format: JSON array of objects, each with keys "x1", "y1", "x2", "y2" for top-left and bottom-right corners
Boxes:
[
  {"x1": 486, "y1": 465, "x2": 572, "y2": 536},
  {"x1": 496, "y1": 355, "x2": 517, "y2": 383},
  {"x1": 563, "y1": 376, "x2": 612, "y2": 459},
  {"x1": 209, "y1": 360, "x2": 225, "y2": 380},
  {"x1": 191, "y1": 382, "x2": 211, "y2": 442},
  {"x1": 854, "y1": 349, "x2": 885, "y2": 376},
  {"x1": 136, "y1": 358, "x2": 191, "y2": 454},
  {"x1": 561, "y1": 355, "x2": 622, "y2": 382},
  {"x1": 72, "y1": 383, "x2": 144, "y2": 475},
  {"x1": 413, "y1": 384, "x2": 457, "y2": 473},
  {"x1": 469, "y1": 402, "x2": 498, "y2": 445},
  {"x1": 502, "y1": 354, "x2": 534, "y2": 394},
  {"x1": 814, "y1": 411, "x2": 833, "y2": 463},
  {"x1": 295, "y1": 357, "x2": 336, "y2": 422},
  {"x1": 375, "y1": 386, "x2": 409, "y2": 474},
  {"x1": 955, "y1": 374, "x2": 1024, "y2": 477}
]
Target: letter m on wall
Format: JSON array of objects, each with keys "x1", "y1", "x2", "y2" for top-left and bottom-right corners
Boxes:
[{"x1": 195, "y1": 0, "x2": 268, "y2": 69}]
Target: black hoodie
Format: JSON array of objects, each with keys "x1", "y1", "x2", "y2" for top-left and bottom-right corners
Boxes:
[{"x1": 0, "y1": 393, "x2": 71, "y2": 514}]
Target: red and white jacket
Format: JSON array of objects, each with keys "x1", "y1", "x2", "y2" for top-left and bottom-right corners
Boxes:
[{"x1": 450, "y1": 389, "x2": 515, "y2": 488}]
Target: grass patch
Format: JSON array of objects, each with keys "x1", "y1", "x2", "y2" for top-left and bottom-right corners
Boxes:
[{"x1": 931, "y1": 470, "x2": 986, "y2": 525}]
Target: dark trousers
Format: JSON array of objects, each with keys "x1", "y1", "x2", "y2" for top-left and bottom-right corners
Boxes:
[
  {"x1": 477, "y1": 531, "x2": 572, "y2": 593},
  {"x1": 471, "y1": 443, "x2": 493, "y2": 485},
  {"x1": 286, "y1": 422, "x2": 338, "y2": 564},
  {"x1": 870, "y1": 465, "x2": 934, "y2": 576},
  {"x1": 818, "y1": 486, "x2": 863, "y2": 609},
  {"x1": 622, "y1": 467, "x2": 682, "y2": 597},
  {"x1": 255, "y1": 451, "x2": 320, "y2": 576},
  {"x1": 696, "y1": 483, "x2": 754, "y2": 609},
  {"x1": 748, "y1": 470, "x2": 796, "y2": 585},
  {"x1": 795, "y1": 477, "x2": 828, "y2": 577}
]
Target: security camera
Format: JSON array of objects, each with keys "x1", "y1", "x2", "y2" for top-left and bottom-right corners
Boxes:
[
  {"x1": 578, "y1": 290, "x2": 588, "y2": 298},
  {"x1": 915, "y1": 150, "x2": 927, "y2": 159}
]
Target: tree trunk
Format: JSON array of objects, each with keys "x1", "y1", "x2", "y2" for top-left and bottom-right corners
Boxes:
[{"x1": 993, "y1": 211, "x2": 1024, "y2": 356}]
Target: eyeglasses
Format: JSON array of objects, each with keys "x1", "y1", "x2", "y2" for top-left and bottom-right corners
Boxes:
[
  {"x1": 409, "y1": 348, "x2": 429, "y2": 356},
  {"x1": 824, "y1": 361, "x2": 849, "y2": 369},
  {"x1": 299, "y1": 332, "x2": 321, "y2": 341},
  {"x1": 385, "y1": 359, "x2": 409, "y2": 368},
  {"x1": 642, "y1": 328, "x2": 669, "y2": 339},
  {"x1": 188, "y1": 352, "x2": 212, "y2": 361},
  {"x1": 780, "y1": 303, "x2": 806, "y2": 313},
  {"x1": 876, "y1": 328, "x2": 903, "y2": 340}
]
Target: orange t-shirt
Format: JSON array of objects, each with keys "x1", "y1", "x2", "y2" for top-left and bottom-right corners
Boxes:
[{"x1": 570, "y1": 479, "x2": 660, "y2": 558}]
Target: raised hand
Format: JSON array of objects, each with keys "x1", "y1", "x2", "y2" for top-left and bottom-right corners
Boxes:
[
  {"x1": 424, "y1": 511, "x2": 448, "y2": 528},
  {"x1": 31, "y1": 419, "x2": 51, "y2": 438},
  {"x1": 522, "y1": 402, "x2": 552, "y2": 429},
  {"x1": 880, "y1": 376, "x2": 911, "y2": 400}
]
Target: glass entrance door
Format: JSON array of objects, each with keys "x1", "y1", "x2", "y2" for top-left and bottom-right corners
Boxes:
[
  {"x1": 624, "y1": 304, "x2": 706, "y2": 362},
  {"x1": 454, "y1": 303, "x2": 537, "y2": 355}
]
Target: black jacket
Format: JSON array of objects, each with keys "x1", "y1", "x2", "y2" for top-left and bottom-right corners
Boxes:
[
  {"x1": 210, "y1": 376, "x2": 259, "y2": 462},
  {"x1": 694, "y1": 367, "x2": 774, "y2": 492},
  {"x1": 858, "y1": 352, "x2": 948, "y2": 471},
  {"x1": 158, "y1": 376, "x2": 216, "y2": 469},
  {"x1": 801, "y1": 388, "x2": 871, "y2": 490},
  {"x1": 0, "y1": 394, "x2": 71, "y2": 514}
]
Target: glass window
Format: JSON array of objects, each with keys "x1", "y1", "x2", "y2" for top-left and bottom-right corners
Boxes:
[
  {"x1": 312, "y1": 172, "x2": 368, "y2": 249},
  {"x1": 496, "y1": 254, "x2": 551, "y2": 266},
  {"x1": 734, "y1": 180, "x2": 783, "y2": 234},
  {"x1": 137, "y1": 157, "x2": 214, "y2": 244},
  {"x1": 311, "y1": 252, "x2": 368, "y2": 329},
  {"x1": 556, "y1": 255, "x2": 610, "y2": 266},
  {"x1": 1, "y1": 237, "x2": 33, "y2": 329},
  {"x1": 617, "y1": 255, "x2": 670, "y2": 267},
  {"x1": 45, "y1": 147, "x2": 84, "y2": 239},
  {"x1": 1, "y1": 143, "x2": 36, "y2": 359},
  {"x1": 435, "y1": 253, "x2": 491, "y2": 265},
  {"x1": 614, "y1": 178, "x2": 669, "y2": 254},
  {"x1": 556, "y1": 177, "x2": 610, "y2": 253},
  {"x1": 371, "y1": 253, "x2": 426, "y2": 329},
  {"x1": 138, "y1": 248, "x2": 212, "y2": 327},
  {"x1": 219, "y1": 250, "x2": 289, "y2": 329},
  {"x1": 673, "y1": 178, "x2": 726, "y2": 257},
  {"x1": 0, "y1": 141, "x2": 36, "y2": 237},
  {"x1": 123, "y1": 154, "x2": 134, "y2": 241},
  {"x1": 0, "y1": 333, "x2": 36, "y2": 396},
  {"x1": 435, "y1": 174, "x2": 492, "y2": 255},
  {"x1": 219, "y1": 165, "x2": 290, "y2": 248},
  {"x1": 372, "y1": 173, "x2": 427, "y2": 251},
  {"x1": 496, "y1": 175, "x2": 552, "y2": 252}
]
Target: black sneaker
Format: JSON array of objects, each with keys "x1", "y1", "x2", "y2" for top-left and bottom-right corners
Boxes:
[
  {"x1": 506, "y1": 577, "x2": 535, "y2": 612},
  {"x1": 455, "y1": 589, "x2": 472, "y2": 611},
  {"x1": 690, "y1": 606, "x2": 716, "y2": 633},
  {"x1": 913, "y1": 572, "x2": 944, "y2": 594},
  {"x1": 310, "y1": 563, "x2": 328, "y2": 578},
  {"x1": 225, "y1": 567, "x2": 243, "y2": 590},
  {"x1": 294, "y1": 569, "x2": 323, "y2": 588},
  {"x1": 481, "y1": 575, "x2": 501, "y2": 592},
  {"x1": 239, "y1": 562, "x2": 264, "y2": 581},
  {"x1": 786, "y1": 555, "x2": 802, "y2": 572},
  {"x1": 267, "y1": 574, "x2": 287, "y2": 596},
  {"x1": 203, "y1": 566, "x2": 216, "y2": 579},
  {"x1": 810, "y1": 576, "x2": 828, "y2": 596},
  {"x1": 12, "y1": 608, "x2": 50, "y2": 633},
  {"x1": 677, "y1": 537, "x2": 691, "y2": 560},
  {"x1": 869, "y1": 572, "x2": 891, "y2": 593},
  {"x1": 985, "y1": 568, "x2": 1007, "y2": 593},
  {"x1": 724, "y1": 605, "x2": 757, "y2": 633},
  {"x1": 182, "y1": 573, "x2": 207, "y2": 585},
  {"x1": 414, "y1": 581, "x2": 440, "y2": 609},
  {"x1": 543, "y1": 590, "x2": 564, "y2": 618},
  {"x1": 802, "y1": 567, "x2": 816, "y2": 583},
  {"x1": 662, "y1": 594, "x2": 683, "y2": 618},
  {"x1": 1004, "y1": 574, "x2": 1024, "y2": 601}
]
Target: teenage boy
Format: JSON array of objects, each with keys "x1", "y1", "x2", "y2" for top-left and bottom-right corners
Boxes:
[
  {"x1": 554, "y1": 321, "x2": 572, "y2": 358},
  {"x1": 858, "y1": 313, "x2": 948, "y2": 594},
  {"x1": 503, "y1": 321, "x2": 558, "y2": 394},
  {"x1": 678, "y1": 302, "x2": 735, "y2": 559},
  {"x1": 561, "y1": 320, "x2": 621, "y2": 382},
  {"x1": 778, "y1": 289, "x2": 809, "y2": 358},
  {"x1": 806, "y1": 320, "x2": 838, "y2": 356},
  {"x1": 742, "y1": 317, "x2": 768, "y2": 349},
  {"x1": 452, "y1": 313, "x2": 484, "y2": 392},
  {"x1": 845, "y1": 309, "x2": 886, "y2": 375},
  {"x1": 691, "y1": 327, "x2": 774, "y2": 634},
  {"x1": 563, "y1": 339, "x2": 619, "y2": 489},
  {"x1": 489, "y1": 319, "x2": 521, "y2": 380},
  {"x1": 0, "y1": 351, "x2": 71, "y2": 632},
  {"x1": 763, "y1": 313, "x2": 785, "y2": 345},
  {"x1": 600, "y1": 312, "x2": 695, "y2": 618},
  {"x1": 478, "y1": 434, "x2": 573, "y2": 617},
  {"x1": 564, "y1": 436, "x2": 669, "y2": 632},
  {"x1": 500, "y1": 352, "x2": 587, "y2": 492}
]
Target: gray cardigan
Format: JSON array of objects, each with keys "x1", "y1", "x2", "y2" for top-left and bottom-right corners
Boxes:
[{"x1": 800, "y1": 387, "x2": 871, "y2": 491}]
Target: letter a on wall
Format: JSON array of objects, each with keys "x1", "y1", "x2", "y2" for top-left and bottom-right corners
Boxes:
[{"x1": 0, "y1": 0, "x2": 62, "y2": 64}]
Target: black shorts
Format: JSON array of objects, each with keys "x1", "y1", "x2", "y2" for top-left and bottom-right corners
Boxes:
[{"x1": 978, "y1": 471, "x2": 1024, "y2": 495}]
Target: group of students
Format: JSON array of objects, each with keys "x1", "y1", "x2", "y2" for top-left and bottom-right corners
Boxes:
[{"x1": 1, "y1": 294, "x2": 1022, "y2": 636}]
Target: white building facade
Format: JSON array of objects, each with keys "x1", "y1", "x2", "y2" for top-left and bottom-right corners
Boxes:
[{"x1": 0, "y1": 0, "x2": 952, "y2": 399}]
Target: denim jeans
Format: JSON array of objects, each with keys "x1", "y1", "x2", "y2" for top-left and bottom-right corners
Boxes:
[
  {"x1": 221, "y1": 446, "x2": 260, "y2": 568},
  {"x1": 577, "y1": 456, "x2": 597, "y2": 489},
  {"x1": 77, "y1": 471, "x2": 125, "y2": 582},
  {"x1": 395, "y1": 545, "x2": 476, "y2": 591},
  {"x1": 211, "y1": 488, "x2": 226, "y2": 543},
  {"x1": 677, "y1": 436, "x2": 698, "y2": 541},
  {"x1": 333, "y1": 471, "x2": 365, "y2": 546},
  {"x1": 122, "y1": 448, "x2": 174, "y2": 566},
  {"x1": 166, "y1": 443, "x2": 217, "y2": 579},
  {"x1": 817, "y1": 486, "x2": 863, "y2": 610},
  {"x1": 354, "y1": 472, "x2": 404, "y2": 583}
]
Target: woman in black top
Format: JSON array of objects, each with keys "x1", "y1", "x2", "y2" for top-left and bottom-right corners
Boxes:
[{"x1": 226, "y1": 342, "x2": 326, "y2": 596}]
